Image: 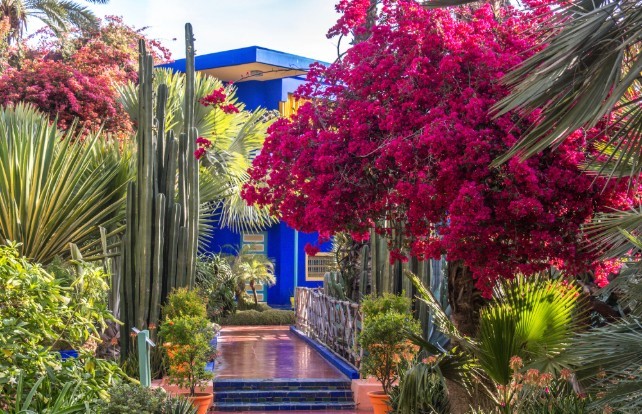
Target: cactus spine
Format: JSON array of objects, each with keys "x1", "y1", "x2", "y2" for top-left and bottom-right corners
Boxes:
[{"x1": 120, "y1": 24, "x2": 199, "y2": 359}]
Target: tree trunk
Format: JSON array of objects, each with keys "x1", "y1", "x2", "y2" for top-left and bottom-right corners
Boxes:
[
  {"x1": 250, "y1": 280, "x2": 258, "y2": 305},
  {"x1": 447, "y1": 260, "x2": 486, "y2": 413},
  {"x1": 447, "y1": 260, "x2": 483, "y2": 337},
  {"x1": 235, "y1": 283, "x2": 246, "y2": 308}
]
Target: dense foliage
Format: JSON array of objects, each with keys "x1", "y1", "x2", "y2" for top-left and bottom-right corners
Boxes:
[
  {"x1": 242, "y1": 0, "x2": 632, "y2": 295},
  {"x1": 0, "y1": 16, "x2": 171, "y2": 138},
  {"x1": 105, "y1": 384, "x2": 197, "y2": 414},
  {"x1": 410, "y1": 272, "x2": 588, "y2": 413},
  {"x1": 0, "y1": 104, "x2": 132, "y2": 263},
  {"x1": 196, "y1": 253, "x2": 237, "y2": 321},
  {"x1": 0, "y1": 244, "x2": 124, "y2": 409},
  {"x1": 360, "y1": 293, "x2": 420, "y2": 395},
  {"x1": 219, "y1": 309, "x2": 295, "y2": 326},
  {"x1": 159, "y1": 288, "x2": 216, "y2": 396}
]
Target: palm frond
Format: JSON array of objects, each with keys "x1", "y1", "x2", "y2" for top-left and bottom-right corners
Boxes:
[
  {"x1": 493, "y1": 0, "x2": 642, "y2": 175},
  {"x1": 119, "y1": 69, "x2": 277, "y2": 238},
  {"x1": 406, "y1": 270, "x2": 473, "y2": 348},
  {"x1": 484, "y1": 276, "x2": 584, "y2": 379},
  {"x1": 571, "y1": 317, "x2": 642, "y2": 412},
  {"x1": 584, "y1": 208, "x2": 642, "y2": 258}
]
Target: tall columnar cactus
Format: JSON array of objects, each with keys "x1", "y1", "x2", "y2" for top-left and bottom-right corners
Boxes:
[
  {"x1": 120, "y1": 24, "x2": 199, "y2": 358},
  {"x1": 366, "y1": 222, "x2": 450, "y2": 347},
  {"x1": 358, "y1": 244, "x2": 371, "y2": 300}
]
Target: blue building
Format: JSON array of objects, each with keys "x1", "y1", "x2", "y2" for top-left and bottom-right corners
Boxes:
[{"x1": 164, "y1": 46, "x2": 333, "y2": 308}]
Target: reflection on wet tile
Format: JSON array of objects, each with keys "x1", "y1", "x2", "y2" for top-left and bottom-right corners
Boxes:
[{"x1": 213, "y1": 326, "x2": 347, "y2": 380}]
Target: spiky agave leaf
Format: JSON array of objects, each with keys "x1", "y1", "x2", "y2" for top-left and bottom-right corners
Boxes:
[{"x1": 0, "y1": 103, "x2": 132, "y2": 263}]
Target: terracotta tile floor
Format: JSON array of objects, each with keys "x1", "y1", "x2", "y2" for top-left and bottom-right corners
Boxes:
[{"x1": 213, "y1": 326, "x2": 347, "y2": 380}]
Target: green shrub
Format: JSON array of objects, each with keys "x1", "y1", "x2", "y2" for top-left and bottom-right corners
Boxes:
[
  {"x1": 391, "y1": 359, "x2": 450, "y2": 414},
  {"x1": 360, "y1": 294, "x2": 421, "y2": 395},
  {"x1": 362, "y1": 292, "x2": 412, "y2": 317},
  {"x1": 237, "y1": 302, "x2": 272, "y2": 312},
  {"x1": 196, "y1": 253, "x2": 237, "y2": 322},
  {"x1": 159, "y1": 290, "x2": 216, "y2": 396},
  {"x1": 220, "y1": 309, "x2": 295, "y2": 326},
  {"x1": 162, "y1": 287, "x2": 208, "y2": 320},
  {"x1": 105, "y1": 384, "x2": 196, "y2": 414},
  {"x1": 0, "y1": 243, "x2": 125, "y2": 409}
]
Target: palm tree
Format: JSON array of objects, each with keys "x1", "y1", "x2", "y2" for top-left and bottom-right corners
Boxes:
[
  {"x1": 0, "y1": 0, "x2": 107, "y2": 44},
  {"x1": 227, "y1": 245, "x2": 276, "y2": 306}
]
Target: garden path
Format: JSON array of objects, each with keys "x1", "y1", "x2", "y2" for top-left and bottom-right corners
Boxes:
[
  {"x1": 213, "y1": 326, "x2": 345, "y2": 379},
  {"x1": 209, "y1": 326, "x2": 360, "y2": 413}
]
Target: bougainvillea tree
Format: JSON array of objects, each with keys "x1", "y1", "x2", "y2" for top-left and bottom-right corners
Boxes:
[
  {"x1": 243, "y1": 0, "x2": 633, "y2": 318},
  {"x1": 0, "y1": 16, "x2": 170, "y2": 138}
]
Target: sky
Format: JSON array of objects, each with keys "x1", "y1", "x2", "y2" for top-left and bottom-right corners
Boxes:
[{"x1": 85, "y1": 0, "x2": 343, "y2": 63}]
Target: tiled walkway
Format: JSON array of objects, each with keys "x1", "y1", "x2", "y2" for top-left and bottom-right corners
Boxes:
[
  {"x1": 210, "y1": 326, "x2": 360, "y2": 413},
  {"x1": 213, "y1": 326, "x2": 346, "y2": 380}
]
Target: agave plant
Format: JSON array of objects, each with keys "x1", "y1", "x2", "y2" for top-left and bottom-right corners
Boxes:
[
  {"x1": 0, "y1": 103, "x2": 132, "y2": 263},
  {"x1": 118, "y1": 68, "x2": 277, "y2": 238}
]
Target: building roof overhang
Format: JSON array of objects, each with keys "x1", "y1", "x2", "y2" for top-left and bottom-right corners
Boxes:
[{"x1": 159, "y1": 46, "x2": 328, "y2": 83}]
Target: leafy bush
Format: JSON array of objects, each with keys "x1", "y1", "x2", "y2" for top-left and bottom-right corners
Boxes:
[
  {"x1": 1, "y1": 373, "x2": 99, "y2": 414},
  {"x1": 360, "y1": 294, "x2": 421, "y2": 395},
  {"x1": 237, "y1": 302, "x2": 272, "y2": 312},
  {"x1": 162, "y1": 288, "x2": 208, "y2": 320},
  {"x1": 196, "y1": 253, "x2": 237, "y2": 321},
  {"x1": 220, "y1": 309, "x2": 295, "y2": 326},
  {"x1": 391, "y1": 358, "x2": 450, "y2": 414},
  {"x1": 0, "y1": 243, "x2": 124, "y2": 408},
  {"x1": 105, "y1": 384, "x2": 196, "y2": 414},
  {"x1": 159, "y1": 289, "x2": 216, "y2": 396}
]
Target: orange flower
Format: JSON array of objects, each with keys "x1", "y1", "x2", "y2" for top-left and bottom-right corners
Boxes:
[
  {"x1": 560, "y1": 368, "x2": 572, "y2": 381},
  {"x1": 524, "y1": 369, "x2": 540, "y2": 385},
  {"x1": 509, "y1": 356, "x2": 523, "y2": 371}
]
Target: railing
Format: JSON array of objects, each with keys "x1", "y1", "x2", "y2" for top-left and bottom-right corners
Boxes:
[{"x1": 295, "y1": 287, "x2": 362, "y2": 368}]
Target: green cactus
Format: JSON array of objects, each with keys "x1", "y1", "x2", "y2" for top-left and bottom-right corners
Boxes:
[
  {"x1": 120, "y1": 24, "x2": 199, "y2": 359},
  {"x1": 323, "y1": 271, "x2": 348, "y2": 301},
  {"x1": 358, "y1": 244, "x2": 371, "y2": 300},
  {"x1": 366, "y1": 222, "x2": 450, "y2": 347}
]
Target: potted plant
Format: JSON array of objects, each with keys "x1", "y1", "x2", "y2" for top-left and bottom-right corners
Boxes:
[
  {"x1": 360, "y1": 293, "x2": 421, "y2": 414},
  {"x1": 160, "y1": 288, "x2": 216, "y2": 414}
]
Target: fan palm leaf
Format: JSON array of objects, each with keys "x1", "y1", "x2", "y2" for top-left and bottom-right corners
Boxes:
[
  {"x1": 408, "y1": 272, "x2": 583, "y2": 385},
  {"x1": 0, "y1": 103, "x2": 132, "y2": 263},
  {"x1": 570, "y1": 317, "x2": 642, "y2": 413}
]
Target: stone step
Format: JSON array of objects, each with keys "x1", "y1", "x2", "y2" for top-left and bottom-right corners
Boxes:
[
  {"x1": 214, "y1": 389, "x2": 354, "y2": 403},
  {"x1": 213, "y1": 401, "x2": 357, "y2": 411},
  {"x1": 213, "y1": 378, "x2": 352, "y2": 391}
]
